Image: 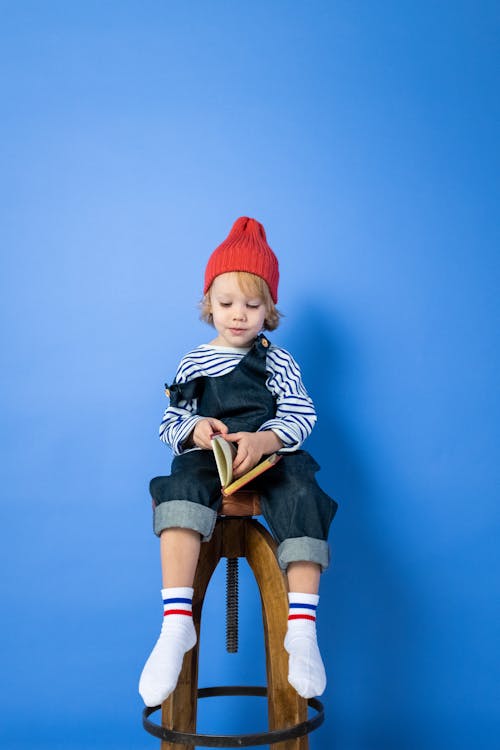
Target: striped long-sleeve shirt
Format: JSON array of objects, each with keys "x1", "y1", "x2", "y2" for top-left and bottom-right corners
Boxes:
[{"x1": 159, "y1": 343, "x2": 317, "y2": 455}]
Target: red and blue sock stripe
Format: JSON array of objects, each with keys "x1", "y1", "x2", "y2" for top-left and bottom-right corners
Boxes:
[
  {"x1": 288, "y1": 602, "x2": 317, "y2": 622},
  {"x1": 163, "y1": 596, "x2": 193, "y2": 618}
]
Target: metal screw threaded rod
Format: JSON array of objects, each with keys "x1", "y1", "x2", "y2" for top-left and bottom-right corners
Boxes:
[{"x1": 226, "y1": 557, "x2": 239, "y2": 653}]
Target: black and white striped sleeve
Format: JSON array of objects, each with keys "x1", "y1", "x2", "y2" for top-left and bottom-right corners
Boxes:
[{"x1": 259, "y1": 346, "x2": 317, "y2": 451}]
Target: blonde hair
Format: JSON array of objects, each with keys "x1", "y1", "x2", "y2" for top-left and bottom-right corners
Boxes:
[{"x1": 199, "y1": 271, "x2": 282, "y2": 331}]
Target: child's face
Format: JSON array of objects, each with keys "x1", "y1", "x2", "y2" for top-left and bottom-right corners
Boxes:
[{"x1": 209, "y1": 272, "x2": 267, "y2": 348}]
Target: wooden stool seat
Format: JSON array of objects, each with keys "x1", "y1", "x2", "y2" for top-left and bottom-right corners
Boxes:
[
  {"x1": 219, "y1": 490, "x2": 261, "y2": 517},
  {"x1": 147, "y1": 491, "x2": 322, "y2": 749}
]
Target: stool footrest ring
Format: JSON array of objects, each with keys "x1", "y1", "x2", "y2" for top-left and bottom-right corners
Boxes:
[{"x1": 142, "y1": 685, "x2": 325, "y2": 747}]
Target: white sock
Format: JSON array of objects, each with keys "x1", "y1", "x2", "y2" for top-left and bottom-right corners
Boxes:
[
  {"x1": 139, "y1": 587, "x2": 197, "y2": 707},
  {"x1": 284, "y1": 592, "x2": 326, "y2": 699}
]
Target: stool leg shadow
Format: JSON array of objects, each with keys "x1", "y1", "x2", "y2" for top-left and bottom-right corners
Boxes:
[{"x1": 160, "y1": 517, "x2": 309, "y2": 750}]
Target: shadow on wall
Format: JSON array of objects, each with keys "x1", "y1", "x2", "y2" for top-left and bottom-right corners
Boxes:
[{"x1": 287, "y1": 302, "x2": 427, "y2": 750}]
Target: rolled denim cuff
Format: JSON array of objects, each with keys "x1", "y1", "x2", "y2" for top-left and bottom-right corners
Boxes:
[
  {"x1": 277, "y1": 537, "x2": 331, "y2": 572},
  {"x1": 154, "y1": 500, "x2": 217, "y2": 542}
]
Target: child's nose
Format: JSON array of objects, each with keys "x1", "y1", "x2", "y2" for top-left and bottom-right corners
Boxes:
[{"x1": 233, "y1": 305, "x2": 246, "y2": 320}]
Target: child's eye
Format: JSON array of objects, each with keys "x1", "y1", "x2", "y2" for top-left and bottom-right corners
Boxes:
[
  {"x1": 219, "y1": 302, "x2": 232, "y2": 307},
  {"x1": 247, "y1": 302, "x2": 262, "y2": 309}
]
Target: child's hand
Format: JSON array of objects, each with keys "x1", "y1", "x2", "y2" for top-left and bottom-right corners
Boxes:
[
  {"x1": 192, "y1": 418, "x2": 228, "y2": 450},
  {"x1": 224, "y1": 430, "x2": 283, "y2": 478}
]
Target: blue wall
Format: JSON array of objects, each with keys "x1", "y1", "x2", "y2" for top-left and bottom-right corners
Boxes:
[{"x1": 1, "y1": 2, "x2": 498, "y2": 748}]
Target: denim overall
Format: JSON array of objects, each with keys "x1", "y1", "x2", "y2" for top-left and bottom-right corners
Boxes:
[{"x1": 150, "y1": 335, "x2": 337, "y2": 571}]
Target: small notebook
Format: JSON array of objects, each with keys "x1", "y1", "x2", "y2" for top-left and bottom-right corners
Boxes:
[{"x1": 211, "y1": 434, "x2": 281, "y2": 496}]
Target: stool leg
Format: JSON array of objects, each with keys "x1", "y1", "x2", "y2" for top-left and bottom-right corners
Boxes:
[
  {"x1": 160, "y1": 522, "x2": 223, "y2": 750},
  {"x1": 245, "y1": 520, "x2": 309, "y2": 750}
]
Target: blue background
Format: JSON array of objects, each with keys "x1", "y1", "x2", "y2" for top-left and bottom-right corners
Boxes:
[{"x1": 1, "y1": 2, "x2": 498, "y2": 749}]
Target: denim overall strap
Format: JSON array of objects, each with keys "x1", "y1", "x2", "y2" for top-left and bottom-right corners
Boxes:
[
  {"x1": 168, "y1": 335, "x2": 277, "y2": 434},
  {"x1": 198, "y1": 334, "x2": 276, "y2": 434}
]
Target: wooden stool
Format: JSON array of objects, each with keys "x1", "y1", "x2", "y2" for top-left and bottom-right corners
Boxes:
[{"x1": 143, "y1": 492, "x2": 324, "y2": 749}]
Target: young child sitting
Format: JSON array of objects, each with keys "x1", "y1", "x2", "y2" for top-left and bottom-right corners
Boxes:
[{"x1": 139, "y1": 216, "x2": 337, "y2": 707}]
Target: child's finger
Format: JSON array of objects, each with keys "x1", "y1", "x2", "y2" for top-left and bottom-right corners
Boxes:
[
  {"x1": 224, "y1": 432, "x2": 242, "y2": 441},
  {"x1": 233, "y1": 456, "x2": 250, "y2": 477},
  {"x1": 210, "y1": 418, "x2": 229, "y2": 434},
  {"x1": 232, "y1": 445, "x2": 248, "y2": 470}
]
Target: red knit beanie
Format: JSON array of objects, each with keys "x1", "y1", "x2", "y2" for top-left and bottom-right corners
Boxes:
[{"x1": 204, "y1": 217, "x2": 279, "y2": 303}]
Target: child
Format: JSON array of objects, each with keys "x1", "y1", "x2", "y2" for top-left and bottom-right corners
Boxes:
[{"x1": 139, "y1": 217, "x2": 337, "y2": 707}]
